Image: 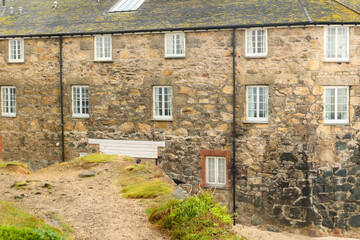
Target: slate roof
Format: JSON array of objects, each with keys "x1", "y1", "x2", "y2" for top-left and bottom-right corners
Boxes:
[{"x1": 0, "y1": 0, "x2": 359, "y2": 37}]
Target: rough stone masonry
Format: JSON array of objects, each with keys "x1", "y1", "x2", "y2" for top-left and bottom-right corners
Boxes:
[{"x1": 0, "y1": 27, "x2": 360, "y2": 231}]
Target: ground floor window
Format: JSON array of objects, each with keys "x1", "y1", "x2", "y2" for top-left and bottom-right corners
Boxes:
[
  {"x1": 324, "y1": 86, "x2": 348, "y2": 124},
  {"x1": 1, "y1": 86, "x2": 16, "y2": 117},
  {"x1": 72, "y1": 86, "x2": 89, "y2": 118},
  {"x1": 200, "y1": 149, "x2": 230, "y2": 189}
]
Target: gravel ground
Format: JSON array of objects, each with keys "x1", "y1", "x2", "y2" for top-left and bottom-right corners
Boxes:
[{"x1": 0, "y1": 162, "x2": 168, "y2": 240}]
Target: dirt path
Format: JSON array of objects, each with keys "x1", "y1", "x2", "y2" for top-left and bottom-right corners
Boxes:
[
  {"x1": 0, "y1": 162, "x2": 168, "y2": 240},
  {"x1": 234, "y1": 225, "x2": 360, "y2": 240}
]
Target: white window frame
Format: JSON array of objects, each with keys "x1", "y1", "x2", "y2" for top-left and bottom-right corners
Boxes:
[
  {"x1": 246, "y1": 86, "x2": 269, "y2": 123},
  {"x1": 206, "y1": 156, "x2": 226, "y2": 187},
  {"x1": 153, "y1": 86, "x2": 173, "y2": 121},
  {"x1": 72, "y1": 86, "x2": 89, "y2": 118},
  {"x1": 9, "y1": 39, "x2": 24, "y2": 63},
  {"x1": 324, "y1": 86, "x2": 349, "y2": 124},
  {"x1": 324, "y1": 27, "x2": 349, "y2": 62},
  {"x1": 245, "y1": 28, "x2": 268, "y2": 58},
  {"x1": 94, "y1": 35, "x2": 112, "y2": 61},
  {"x1": 1, "y1": 86, "x2": 16, "y2": 117},
  {"x1": 165, "y1": 33, "x2": 185, "y2": 58}
]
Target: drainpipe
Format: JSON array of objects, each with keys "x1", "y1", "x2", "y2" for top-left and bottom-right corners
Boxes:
[
  {"x1": 59, "y1": 36, "x2": 65, "y2": 162},
  {"x1": 232, "y1": 28, "x2": 237, "y2": 225}
]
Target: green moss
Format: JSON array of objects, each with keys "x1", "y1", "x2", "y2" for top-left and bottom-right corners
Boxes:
[
  {"x1": 11, "y1": 181, "x2": 28, "y2": 190},
  {"x1": 118, "y1": 162, "x2": 173, "y2": 200},
  {"x1": 76, "y1": 153, "x2": 119, "y2": 164},
  {"x1": 120, "y1": 180, "x2": 172, "y2": 199},
  {"x1": 0, "y1": 161, "x2": 31, "y2": 173}
]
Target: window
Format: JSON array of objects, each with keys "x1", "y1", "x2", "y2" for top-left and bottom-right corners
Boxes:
[
  {"x1": 165, "y1": 33, "x2": 185, "y2": 58},
  {"x1": 94, "y1": 35, "x2": 112, "y2": 61},
  {"x1": 1, "y1": 86, "x2": 16, "y2": 117},
  {"x1": 245, "y1": 29, "x2": 267, "y2": 57},
  {"x1": 153, "y1": 86, "x2": 173, "y2": 120},
  {"x1": 200, "y1": 149, "x2": 230, "y2": 189},
  {"x1": 72, "y1": 86, "x2": 89, "y2": 118},
  {"x1": 324, "y1": 86, "x2": 348, "y2": 124},
  {"x1": 109, "y1": 0, "x2": 145, "y2": 12},
  {"x1": 324, "y1": 27, "x2": 349, "y2": 62},
  {"x1": 9, "y1": 39, "x2": 24, "y2": 63},
  {"x1": 246, "y1": 86, "x2": 269, "y2": 122},
  {"x1": 206, "y1": 156, "x2": 226, "y2": 186}
]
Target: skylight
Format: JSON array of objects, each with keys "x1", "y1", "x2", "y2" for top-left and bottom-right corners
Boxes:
[{"x1": 109, "y1": 0, "x2": 145, "y2": 12}]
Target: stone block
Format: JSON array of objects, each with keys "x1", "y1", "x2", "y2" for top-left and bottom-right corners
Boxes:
[
  {"x1": 117, "y1": 122, "x2": 134, "y2": 133},
  {"x1": 349, "y1": 216, "x2": 360, "y2": 227},
  {"x1": 173, "y1": 128, "x2": 188, "y2": 136},
  {"x1": 138, "y1": 123, "x2": 151, "y2": 133},
  {"x1": 179, "y1": 86, "x2": 196, "y2": 96}
]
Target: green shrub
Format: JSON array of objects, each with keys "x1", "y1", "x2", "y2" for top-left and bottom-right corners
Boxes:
[
  {"x1": 0, "y1": 225, "x2": 66, "y2": 240},
  {"x1": 149, "y1": 190, "x2": 244, "y2": 240}
]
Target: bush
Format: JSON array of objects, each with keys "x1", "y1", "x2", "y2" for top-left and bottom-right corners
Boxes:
[
  {"x1": 149, "y1": 190, "x2": 243, "y2": 240},
  {"x1": 0, "y1": 225, "x2": 66, "y2": 240}
]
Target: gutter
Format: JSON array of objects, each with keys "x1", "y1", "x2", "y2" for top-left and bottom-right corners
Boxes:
[
  {"x1": 0, "y1": 21, "x2": 359, "y2": 39},
  {"x1": 231, "y1": 28, "x2": 237, "y2": 225},
  {"x1": 59, "y1": 36, "x2": 65, "y2": 162}
]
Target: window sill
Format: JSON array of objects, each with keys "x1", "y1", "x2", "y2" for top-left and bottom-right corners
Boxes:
[
  {"x1": 323, "y1": 59, "x2": 349, "y2": 63},
  {"x1": 72, "y1": 115, "x2": 90, "y2": 119},
  {"x1": 323, "y1": 122, "x2": 349, "y2": 126},
  {"x1": 152, "y1": 118, "x2": 173, "y2": 122},
  {"x1": 245, "y1": 55, "x2": 268, "y2": 59},
  {"x1": 243, "y1": 120, "x2": 269, "y2": 124},
  {"x1": 1, "y1": 114, "x2": 16, "y2": 118},
  {"x1": 94, "y1": 59, "x2": 113, "y2": 63},
  {"x1": 165, "y1": 56, "x2": 185, "y2": 59},
  {"x1": 8, "y1": 61, "x2": 24, "y2": 64},
  {"x1": 203, "y1": 185, "x2": 227, "y2": 190}
]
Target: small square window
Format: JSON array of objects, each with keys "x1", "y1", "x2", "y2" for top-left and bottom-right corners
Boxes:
[
  {"x1": 72, "y1": 86, "x2": 89, "y2": 118},
  {"x1": 246, "y1": 86, "x2": 269, "y2": 123},
  {"x1": 94, "y1": 35, "x2": 112, "y2": 61},
  {"x1": 206, "y1": 156, "x2": 226, "y2": 186},
  {"x1": 9, "y1": 39, "x2": 24, "y2": 63},
  {"x1": 165, "y1": 33, "x2": 185, "y2": 58},
  {"x1": 153, "y1": 86, "x2": 173, "y2": 120},
  {"x1": 1, "y1": 86, "x2": 16, "y2": 117},
  {"x1": 245, "y1": 29, "x2": 267, "y2": 57},
  {"x1": 324, "y1": 86, "x2": 349, "y2": 124},
  {"x1": 324, "y1": 27, "x2": 349, "y2": 62}
]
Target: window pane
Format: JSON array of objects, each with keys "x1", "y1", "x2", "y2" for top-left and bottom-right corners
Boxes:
[
  {"x1": 218, "y1": 158, "x2": 226, "y2": 184},
  {"x1": 207, "y1": 157, "x2": 215, "y2": 183}
]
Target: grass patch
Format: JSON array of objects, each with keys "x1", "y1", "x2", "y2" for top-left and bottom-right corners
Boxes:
[
  {"x1": 0, "y1": 200, "x2": 66, "y2": 239},
  {"x1": 0, "y1": 161, "x2": 31, "y2": 174},
  {"x1": 0, "y1": 225, "x2": 66, "y2": 240},
  {"x1": 76, "y1": 153, "x2": 119, "y2": 164},
  {"x1": 118, "y1": 161, "x2": 173, "y2": 200},
  {"x1": 149, "y1": 190, "x2": 245, "y2": 240}
]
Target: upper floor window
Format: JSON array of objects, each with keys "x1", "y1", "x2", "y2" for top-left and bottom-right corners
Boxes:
[
  {"x1": 9, "y1": 39, "x2": 24, "y2": 63},
  {"x1": 1, "y1": 86, "x2": 16, "y2": 117},
  {"x1": 94, "y1": 35, "x2": 112, "y2": 61},
  {"x1": 324, "y1": 27, "x2": 349, "y2": 62},
  {"x1": 109, "y1": 0, "x2": 145, "y2": 12},
  {"x1": 246, "y1": 86, "x2": 269, "y2": 123},
  {"x1": 153, "y1": 86, "x2": 173, "y2": 120},
  {"x1": 72, "y1": 86, "x2": 89, "y2": 118},
  {"x1": 245, "y1": 29, "x2": 267, "y2": 57},
  {"x1": 165, "y1": 33, "x2": 185, "y2": 58},
  {"x1": 324, "y1": 86, "x2": 348, "y2": 124}
]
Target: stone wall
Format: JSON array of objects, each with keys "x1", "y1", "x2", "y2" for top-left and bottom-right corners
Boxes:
[
  {"x1": 0, "y1": 27, "x2": 360, "y2": 231},
  {"x1": 0, "y1": 38, "x2": 62, "y2": 169},
  {"x1": 233, "y1": 27, "x2": 360, "y2": 231}
]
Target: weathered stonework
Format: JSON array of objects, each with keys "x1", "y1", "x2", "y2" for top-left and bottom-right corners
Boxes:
[{"x1": 1, "y1": 27, "x2": 360, "y2": 232}]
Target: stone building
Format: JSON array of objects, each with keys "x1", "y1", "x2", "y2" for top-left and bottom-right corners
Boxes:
[{"x1": 1, "y1": 0, "x2": 360, "y2": 231}]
